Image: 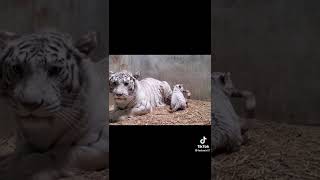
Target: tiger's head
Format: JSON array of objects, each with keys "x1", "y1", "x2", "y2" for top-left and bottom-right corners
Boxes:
[
  {"x1": 173, "y1": 84, "x2": 184, "y2": 92},
  {"x1": 0, "y1": 31, "x2": 97, "y2": 122},
  {"x1": 212, "y1": 72, "x2": 234, "y2": 96},
  {"x1": 109, "y1": 70, "x2": 140, "y2": 106}
]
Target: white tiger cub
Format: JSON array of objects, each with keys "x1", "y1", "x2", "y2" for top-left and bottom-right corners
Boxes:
[
  {"x1": 109, "y1": 70, "x2": 172, "y2": 122},
  {"x1": 170, "y1": 84, "x2": 188, "y2": 112}
]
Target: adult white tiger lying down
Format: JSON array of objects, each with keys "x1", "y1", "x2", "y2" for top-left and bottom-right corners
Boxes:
[
  {"x1": 109, "y1": 70, "x2": 174, "y2": 122},
  {"x1": 0, "y1": 31, "x2": 108, "y2": 180}
]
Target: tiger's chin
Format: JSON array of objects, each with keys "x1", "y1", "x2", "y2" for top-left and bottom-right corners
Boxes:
[
  {"x1": 114, "y1": 95, "x2": 135, "y2": 108},
  {"x1": 17, "y1": 115, "x2": 55, "y2": 130}
]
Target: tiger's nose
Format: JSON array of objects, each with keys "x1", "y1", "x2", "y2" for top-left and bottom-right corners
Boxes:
[
  {"x1": 20, "y1": 99, "x2": 43, "y2": 111},
  {"x1": 115, "y1": 93, "x2": 123, "y2": 97}
]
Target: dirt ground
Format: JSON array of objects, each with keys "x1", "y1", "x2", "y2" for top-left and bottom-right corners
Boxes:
[
  {"x1": 110, "y1": 99, "x2": 211, "y2": 125},
  {"x1": 213, "y1": 119, "x2": 320, "y2": 180}
]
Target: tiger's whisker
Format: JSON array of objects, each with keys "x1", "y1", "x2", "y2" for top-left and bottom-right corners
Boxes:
[{"x1": 56, "y1": 109, "x2": 82, "y2": 130}]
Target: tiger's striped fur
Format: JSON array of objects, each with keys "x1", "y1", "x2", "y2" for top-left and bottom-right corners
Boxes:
[
  {"x1": 109, "y1": 70, "x2": 172, "y2": 122},
  {"x1": 170, "y1": 84, "x2": 187, "y2": 112},
  {"x1": 0, "y1": 31, "x2": 108, "y2": 180}
]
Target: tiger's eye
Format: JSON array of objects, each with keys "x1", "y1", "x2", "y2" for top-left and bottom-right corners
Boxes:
[
  {"x1": 124, "y1": 82, "x2": 129, "y2": 86},
  {"x1": 111, "y1": 81, "x2": 117, "y2": 86},
  {"x1": 48, "y1": 66, "x2": 62, "y2": 76}
]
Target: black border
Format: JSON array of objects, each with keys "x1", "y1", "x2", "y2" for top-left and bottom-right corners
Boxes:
[
  {"x1": 110, "y1": 125, "x2": 211, "y2": 180},
  {"x1": 110, "y1": 0, "x2": 211, "y2": 55}
]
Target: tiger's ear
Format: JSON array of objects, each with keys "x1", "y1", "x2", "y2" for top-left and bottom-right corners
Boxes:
[
  {"x1": 133, "y1": 71, "x2": 141, "y2": 79},
  {"x1": 225, "y1": 72, "x2": 231, "y2": 79},
  {"x1": 75, "y1": 31, "x2": 97, "y2": 56},
  {"x1": 0, "y1": 31, "x2": 19, "y2": 50},
  {"x1": 109, "y1": 71, "x2": 115, "y2": 80}
]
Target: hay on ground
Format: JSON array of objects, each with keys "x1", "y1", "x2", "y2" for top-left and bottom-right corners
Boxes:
[
  {"x1": 110, "y1": 99, "x2": 211, "y2": 125},
  {"x1": 213, "y1": 120, "x2": 320, "y2": 180}
]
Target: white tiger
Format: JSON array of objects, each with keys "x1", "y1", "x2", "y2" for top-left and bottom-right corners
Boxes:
[
  {"x1": 109, "y1": 70, "x2": 172, "y2": 122},
  {"x1": 211, "y1": 72, "x2": 243, "y2": 155},
  {"x1": 0, "y1": 31, "x2": 108, "y2": 180},
  {"x1": 170, "y1": 84, "x2": 187, "y2": 112}
]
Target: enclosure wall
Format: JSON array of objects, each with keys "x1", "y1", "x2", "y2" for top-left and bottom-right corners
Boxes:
[{"x1": 212, "y1": 0, "x2": 320, "y2": 125}]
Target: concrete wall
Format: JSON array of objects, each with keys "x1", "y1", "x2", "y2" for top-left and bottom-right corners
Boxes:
[
  {"x1": 0, "y1": 0, "x2": 108, "y2": 61},
  {"x1": 109, "y1": 55, "x2": 211, "y2": 101},
  {"x1": 212, "y1": 0, "x2": 320, "y2": 125}
]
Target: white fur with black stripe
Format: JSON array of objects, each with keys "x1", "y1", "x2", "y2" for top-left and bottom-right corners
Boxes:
[
  {"x1": 109, "y1": 70, "x2": 172, "y2": 122},
  {"x1": 0, "y1": 31, "x2": 108, "y2": 180}
]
